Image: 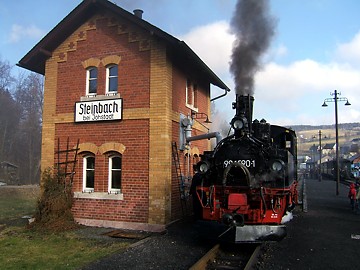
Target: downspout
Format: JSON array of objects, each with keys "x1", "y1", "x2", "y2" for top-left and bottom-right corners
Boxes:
[{"x1": 210, "y1": 87, "x2": 230, "y2": 102}]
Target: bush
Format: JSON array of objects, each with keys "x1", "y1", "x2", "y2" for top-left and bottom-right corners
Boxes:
[{"x1": 30, "y1": 169, "x2": 78, "y2": 232}]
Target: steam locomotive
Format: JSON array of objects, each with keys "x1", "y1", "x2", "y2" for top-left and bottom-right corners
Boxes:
[{"x1": 192, "y1": 94, "x2": 298, "y2": 243}]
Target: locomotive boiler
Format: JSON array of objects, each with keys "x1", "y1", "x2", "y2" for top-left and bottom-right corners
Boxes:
[{"x1": 192, "y1": 94, "x2": 298, "y2": 242}]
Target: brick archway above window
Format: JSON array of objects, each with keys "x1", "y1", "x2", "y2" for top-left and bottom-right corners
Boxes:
[
  {"x1": 102, "y1": 55, "x2": 121, "y2": 66},
  {"x1": 191, "y1": 147, "x2": 200, "y2": 157},
  {"x1": 77, "y1": 142, "x2": 98, "y2": 155},
  {"x1": 82, "y1": 58, "x2": 101, "y2": 68},
  {"x1": 183, "y1": 146, "x2": 199, "y2": 157},
  {"x1": 99, "y1": 142, "x2": 126, "y2": 155}
]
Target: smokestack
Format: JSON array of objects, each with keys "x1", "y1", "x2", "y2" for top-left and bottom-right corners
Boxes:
[
  {"x1": 133, "y1": 9, "x2": 143, "y2": 19},
  {"x1": 230, "y1": 0, "x2": 276, "y2": 95},
  {"x1": 233, "y1": 94, "x2": 254, "y2": 133}
]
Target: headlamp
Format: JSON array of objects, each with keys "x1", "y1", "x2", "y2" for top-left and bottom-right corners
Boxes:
[
  {"x1": 231, "y1": 117, "x2": 245, "y2": 130},
  {"x1": 271, "y1": 159, "x2": 285, "y2": 172},
  {"x1": 197, "y1": 161, "x2": 210, "y2": 174}
]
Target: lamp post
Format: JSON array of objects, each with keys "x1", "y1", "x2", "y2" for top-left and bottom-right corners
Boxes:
[
  {"x1": 318, "y1": 130, "x2": 323, "y2": 182},
  {"x1": 322, "y1": 90, "x2": 351, "y2": 195},
  {"x1": 313, "y1": 130, "x2": 326, "y2": 181}
]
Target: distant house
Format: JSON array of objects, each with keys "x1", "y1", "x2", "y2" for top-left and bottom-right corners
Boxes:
[
  {"x1": 349, "y1": 143, "x2": 359, "y2": 155},
  {"x1": 0, "y1": 161, "x2": 19, "y2": 185},
  {"x1": 320, "y1": 155, "x2": 333, "y2": 164},
  {"x1": 322, "y1": 143, "x2": 336, "y2": 156},
  {"x1": 339, "y1": 141, "x2": 358, "y2": 157}
]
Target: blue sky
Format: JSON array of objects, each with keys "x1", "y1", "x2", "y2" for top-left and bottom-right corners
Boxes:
[{"x1": 1, "y1": 0, "x2": 360, "y2": 127}]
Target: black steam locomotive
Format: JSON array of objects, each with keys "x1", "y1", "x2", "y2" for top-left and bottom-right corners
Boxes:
[{"x1": 192, "y1": 94, "x2": 298, "y2": 242}]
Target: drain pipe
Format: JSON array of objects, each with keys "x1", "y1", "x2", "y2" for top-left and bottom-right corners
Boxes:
[{"x1": 210, "y1": 87, "x2": 230, "y2": 102}]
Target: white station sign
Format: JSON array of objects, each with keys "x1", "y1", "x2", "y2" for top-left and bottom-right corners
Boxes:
[{"x1": 75, "y1": 98, "x2": 122, "y2": 122}]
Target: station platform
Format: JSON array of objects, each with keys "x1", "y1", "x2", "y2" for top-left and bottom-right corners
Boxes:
[{"x1": 258, "y1": 178, "x2": 360, "y2": 269}]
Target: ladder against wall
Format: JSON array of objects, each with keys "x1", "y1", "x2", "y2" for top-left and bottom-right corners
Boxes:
[
  {"x1": 55, "y1": 137, "x2": 80, "y2": 186},
  {"x1": 172, "y1": 142, "x2": 192, "y2": 217}
]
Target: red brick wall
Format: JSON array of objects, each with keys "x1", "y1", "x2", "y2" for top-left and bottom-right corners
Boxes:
[
  {"x1": 170, "y1": 65, "x2": 211, "y2": 220},
  {"x1": 55, "y1": 119, "x2": 149, "y2": 223},
  {"x1": 172, "y1": 65, "x2": 210, "y2": 116},
  {"x1": 56, "y1": 17, "x2": 150, "y2": 115},
  {"x1": 52, "y1": 15, "x2": 152, "y2": 224}
]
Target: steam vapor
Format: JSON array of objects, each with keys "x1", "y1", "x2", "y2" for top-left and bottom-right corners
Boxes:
[
  {"x1": 281, "y1": 211, "x2": 293, "y2": 224},
  {"x1": 230, "y1": 0, "x2": 277, "y2": 95}
]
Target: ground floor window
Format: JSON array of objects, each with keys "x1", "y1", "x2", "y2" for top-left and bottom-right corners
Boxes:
[
  {"x1": 108, "y1": 155, "x2": 121, "y2": 193},
  {"x1": 83, "y1": 156, "x2": 95, "y2": 192}
]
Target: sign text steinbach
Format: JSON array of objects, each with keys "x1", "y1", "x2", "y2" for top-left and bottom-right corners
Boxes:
[{"x1": 75, "y1": 98, "x2": 122, "y2": 122}]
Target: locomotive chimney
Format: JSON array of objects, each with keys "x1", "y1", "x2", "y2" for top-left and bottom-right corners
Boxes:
[
  {"x1": 232, "y1": 94, "x2": 254, "y2": 133},
  {"x1": 133, "y1": 9, "x2": 143, "y2": 19}
]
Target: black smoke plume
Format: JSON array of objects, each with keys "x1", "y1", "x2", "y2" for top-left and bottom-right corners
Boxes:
[{"x1": 230, "y1": 0, "x2": 276, "y2": 95}]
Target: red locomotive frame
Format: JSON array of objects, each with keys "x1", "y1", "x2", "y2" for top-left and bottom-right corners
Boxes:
[{"x1": 196, "y1": 183, "x2": 298, "y2": 225}]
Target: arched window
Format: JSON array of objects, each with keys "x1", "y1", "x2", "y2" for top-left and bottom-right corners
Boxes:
[
  {"x1": 106, "y1": 64, "x2": 118, "y2": 94},
  {"x1": 83, "y1": 155, "x2": 95, "y2": 192},
  {"x1": 108, "y1": 154, "x2": 122, "y2": 193},
  {"x1": 86, "y1": 67, "x2": 97, "y2": 95}
]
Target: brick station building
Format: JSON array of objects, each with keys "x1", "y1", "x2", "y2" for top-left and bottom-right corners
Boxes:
[{"x1": 18, "y1": 0, "x2": 229, "y2": 232}]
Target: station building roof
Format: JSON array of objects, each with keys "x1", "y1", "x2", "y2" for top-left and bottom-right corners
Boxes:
[{"x1": 17, "y1": 0, "x2": 230, "y2": 92}]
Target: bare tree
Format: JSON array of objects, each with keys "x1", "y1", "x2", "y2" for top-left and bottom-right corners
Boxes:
[
  {"x1": 0, "y1": 58, "x2": 19, "y2": 164},
  {"x1": 0, "y1": 89, "x2": 21, "y2": 161},
  {"x1": 14, "y1": 72, "x2": 44, "y2": 184},
  {"x1": 0, "y1": 57, "x2": 15, "y2": 91}
]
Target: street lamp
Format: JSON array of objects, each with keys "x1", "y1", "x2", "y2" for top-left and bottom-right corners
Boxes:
[
  {"x1": 315, "y1": 130, "x2": 325, "y2": 182},
  {"x1": 322, "y1": 90, "x2": 351, "y2": 195}
]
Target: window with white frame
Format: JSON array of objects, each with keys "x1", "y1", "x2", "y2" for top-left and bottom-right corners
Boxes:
[
  {"x1": 106, "y1": 64, "x2": 118, "y2": 94},
  {"x1": 83, "y1": 156, "x2": 95, "y2": 192},
  {"x1": 108, "y1": 155, "x2": 122, "y2": 193},
  {"x1": 86, "y1": 67, "x2": 97, "y2": 96},
  {"x1": 186, "y1": 79, "x2": 198, "y2": 110}
]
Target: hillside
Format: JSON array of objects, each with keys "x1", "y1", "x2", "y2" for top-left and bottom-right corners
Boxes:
[
  {"x1": 289, "y1": 122, "x2": 360, "y2": 133},
  {"x1": 288, "y1": 123, "x2": 360, "y2": 156}
]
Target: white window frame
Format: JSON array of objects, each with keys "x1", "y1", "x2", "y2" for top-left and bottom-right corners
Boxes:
[
  {"x1": 86, "y1": 67, "x2": 97, "y2": 97},
  {"x1": 83, "y1": 156, "x2": 95, "y2": 192},
  {"x1": 185, "y1": 79, "x2": 198, "y2": 111},
  {"x1": 106, "y1": 64, "x2": 118, "y2": 95},
  {"x1": 108, "y1": 155, "x2": 122, "y2": 194}
]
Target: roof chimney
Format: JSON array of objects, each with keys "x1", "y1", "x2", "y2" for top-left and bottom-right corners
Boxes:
[{"x1": 133, "y1": 9, "x2": 143, "y2": 19}]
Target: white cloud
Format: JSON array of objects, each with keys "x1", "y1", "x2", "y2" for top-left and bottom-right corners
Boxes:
[
  {"x1": 8, "y1": 24, "x2": 44, "y2": 43},
  {"x1": 179, "y1": 21, "x2": 360, "y2": 126},
  {"x1": 335, "y1": 30, "x2": 360, "y2": 67},
  {"x1": 254, "y1": 59, "x2": 360, "y2": 125},
  {"x1": 178, "y1": 21, "x2": 234, "y2": 76},
  {"x1": 256, "y1": 60, "x2": 360, "y2": 97}
]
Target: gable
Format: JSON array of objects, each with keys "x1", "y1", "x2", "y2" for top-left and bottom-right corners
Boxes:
[{"x1": 17, "y1": 0, "x2": 229, "y2": 92}]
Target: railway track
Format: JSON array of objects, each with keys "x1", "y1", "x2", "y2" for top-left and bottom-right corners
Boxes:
[{"x1": 190, "y1": 243, "x2": 261, "y2": 270}]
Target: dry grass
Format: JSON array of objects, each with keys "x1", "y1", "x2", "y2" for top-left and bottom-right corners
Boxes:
[
  {"x1": 0, "y1": 185, "x2": 39, "y2": 222},
  {"x1": 0, "y1": 184, "x2": 132, "y2": 270}
]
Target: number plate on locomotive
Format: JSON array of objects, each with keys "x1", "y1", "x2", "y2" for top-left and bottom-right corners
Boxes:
[{"x1": 223, "y1": 159, "x2": 255, "y2": 168}]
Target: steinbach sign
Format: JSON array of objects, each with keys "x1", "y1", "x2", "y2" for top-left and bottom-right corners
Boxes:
[{"x1": 75, "y1": 98, "x2": 122, "y2": 122}]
